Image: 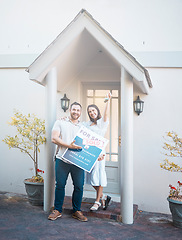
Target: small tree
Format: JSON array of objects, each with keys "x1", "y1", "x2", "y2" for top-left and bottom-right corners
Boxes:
[
  {"x1": 3, "y1": 110, "x2": 46, "y2": 182},
  {"x1": 160, "y1": 131, "x2": 182, "y2": 198},
  {"x1": 160, "y1": 131, "x2": 182, "y2": 172}
]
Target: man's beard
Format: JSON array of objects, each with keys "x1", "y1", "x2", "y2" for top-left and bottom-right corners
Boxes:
[{"x1": 70, "y1": 113, "x2": 80, "y2": 120}]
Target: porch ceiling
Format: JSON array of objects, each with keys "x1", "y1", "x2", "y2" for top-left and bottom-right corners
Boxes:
[{"x1": 53, "y1": 29, "x2": 121, "y2": 91}]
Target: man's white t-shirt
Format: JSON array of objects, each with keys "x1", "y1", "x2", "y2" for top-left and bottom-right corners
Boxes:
[{"x1": 52, "y1": 118, "x2": 81, "y2": 163}]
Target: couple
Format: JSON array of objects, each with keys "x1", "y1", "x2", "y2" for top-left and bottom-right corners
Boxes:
[{"x1": 48, "y1": 93, "x2": 112, "y2": 222}]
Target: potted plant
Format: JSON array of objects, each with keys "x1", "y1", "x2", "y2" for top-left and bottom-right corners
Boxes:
[
  {"x1": 3, "y1": 110, "x2": 46, "y2": 206},
  {"x1": 160, "y1": 131, "x2": 182, "y2": 228}
]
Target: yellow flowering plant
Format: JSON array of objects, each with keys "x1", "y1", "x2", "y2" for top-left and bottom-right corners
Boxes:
[
  {"x1": 3, "y1": 110, "x2": 46, "y2": 182},
  {"x1": 160, "y1": 131, "x2": 182, "y2": 200}
]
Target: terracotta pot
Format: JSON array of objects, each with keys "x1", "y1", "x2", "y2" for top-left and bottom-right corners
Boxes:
[
  {"x1": 24, "y1": 179, "x2": 44, "y2": 206},
  {"x1": 167, "y1": 197, "x2": 182, "y2": 228}
]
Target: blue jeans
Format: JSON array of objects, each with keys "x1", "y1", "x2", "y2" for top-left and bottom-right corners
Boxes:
[{"x1": 54, "y1": 158, "x2": 85, "y2": 213}]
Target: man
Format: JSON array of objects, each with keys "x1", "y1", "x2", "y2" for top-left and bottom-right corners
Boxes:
[{"x1": 48, "y1": 102, "x2": 88, "y2": 222}]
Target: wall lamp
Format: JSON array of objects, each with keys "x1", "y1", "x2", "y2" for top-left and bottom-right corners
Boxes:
[
  {"x1": 60, "y1": 94, "x2": 70, "y2": 112},
  {"x1": 133, "y1": 96, "x2": 144, "y2": 115}
]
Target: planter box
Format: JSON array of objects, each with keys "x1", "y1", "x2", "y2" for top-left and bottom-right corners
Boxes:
[
  {"x1": 167, "y1": 197, "x2": 182, "y2": 228},
  {"x1": 24, "y1": 179, "x2": 44, "y2": 206}
]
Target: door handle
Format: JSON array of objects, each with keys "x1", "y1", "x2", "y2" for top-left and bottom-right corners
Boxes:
[{"x1": 119, "y1": 136, "x2": 121, "y2": 146}]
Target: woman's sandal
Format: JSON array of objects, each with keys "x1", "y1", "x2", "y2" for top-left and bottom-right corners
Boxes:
[
  {"x1": 90, "y1": 201, "x2": 101, "y2": 211},
  {"x1": 101, "y1": 195, "x2": 111, "y2": 210}
]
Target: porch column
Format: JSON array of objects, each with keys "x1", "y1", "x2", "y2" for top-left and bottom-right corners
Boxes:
[
  {"x1": 44, "y1": 68, "x2": 57, "y2": 212},
  {"x1": 120, "y1": 66, "x2": 133, "y2": 224}
]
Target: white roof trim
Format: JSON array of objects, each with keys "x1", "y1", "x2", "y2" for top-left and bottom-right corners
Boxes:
[{"x1": 26, "y1": 9, "x2": 152, "y2": 91}]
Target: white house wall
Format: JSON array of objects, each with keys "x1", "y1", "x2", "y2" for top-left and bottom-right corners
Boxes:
[
  {"x1": 133, "y1": 68, "x2": 182, "y2": 213},
  {"x1": 0, "y1": 69, "x2": 46, "y2": 194},
  {"x1": 1, "y1": 0, "x2": 182, "y2": 54}
]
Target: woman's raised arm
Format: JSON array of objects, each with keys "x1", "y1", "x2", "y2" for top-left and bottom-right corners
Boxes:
[{"x1": 103, "y1": 92, "x2": 111, "y2": 122}]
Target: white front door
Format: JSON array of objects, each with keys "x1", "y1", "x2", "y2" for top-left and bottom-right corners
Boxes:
[{"x1": 82, "y1": 83, "x2": 120, "y2": 194}]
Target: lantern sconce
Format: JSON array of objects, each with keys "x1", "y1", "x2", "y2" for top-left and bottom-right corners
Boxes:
[
  {"x1": 60, "y1": 94, "x2": 70, "y2": 112},
  {"x1": 133, "y1": 96, "x2": 144, "y2": 116}
]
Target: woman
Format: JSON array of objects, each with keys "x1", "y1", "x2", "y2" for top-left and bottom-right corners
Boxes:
[{"x1": 83, "y1": 92, "x2": 112, "y2": 211}]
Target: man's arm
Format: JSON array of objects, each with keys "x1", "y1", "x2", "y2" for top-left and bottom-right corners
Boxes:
[{"x1": 52, "y1": 130, "x2": 82, "y2": 150}]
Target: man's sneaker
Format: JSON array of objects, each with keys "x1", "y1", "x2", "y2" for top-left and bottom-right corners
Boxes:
[
  {"x1": 48, "y1": 210, "x2": 62, "y2": 220},
  {"x1": 72, "y1": 211, "x2": 88, "y2": 222}
]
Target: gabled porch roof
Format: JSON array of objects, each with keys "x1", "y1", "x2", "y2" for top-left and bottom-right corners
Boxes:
[{"x1": 26, "y1": 9, "x2": 152, "y2": 94}]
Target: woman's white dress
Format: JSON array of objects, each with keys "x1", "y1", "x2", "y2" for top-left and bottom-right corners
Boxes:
[{"x1": 83, "y1": 118, "x2": 109, "y2": 187}]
